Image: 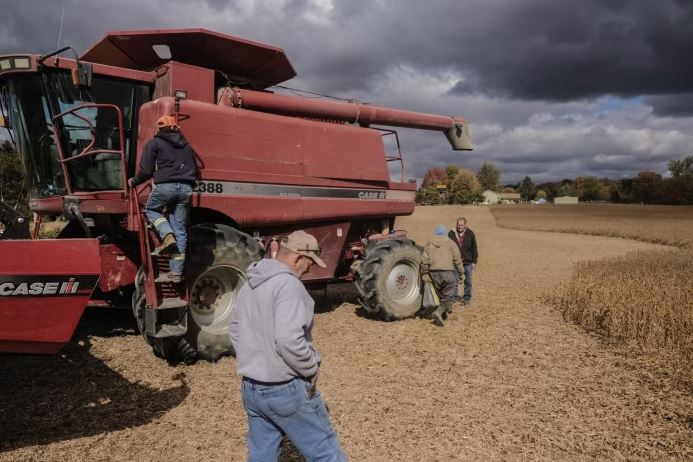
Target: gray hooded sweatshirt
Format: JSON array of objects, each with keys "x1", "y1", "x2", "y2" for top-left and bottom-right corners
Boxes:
[{"x1": 229, "y1": 258, "x2": 321, "y2": 382}]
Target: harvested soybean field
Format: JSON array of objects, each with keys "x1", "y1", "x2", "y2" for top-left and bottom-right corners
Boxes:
[
  {"x1": 491, "y1": 203, "x2": 693, "y2": 248},
  {"x1": 1, "y1": 206, "x2": 691, "y2": 461}
]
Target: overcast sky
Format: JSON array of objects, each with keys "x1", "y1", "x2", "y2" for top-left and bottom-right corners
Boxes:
[{"x1": 2, "y1": 0, "x2": 692, "y2": 184}]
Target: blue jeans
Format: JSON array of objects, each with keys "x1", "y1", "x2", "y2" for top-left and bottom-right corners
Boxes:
[
  {"x1": 462, "y1": 263, "x2": 473, "y2": 302},
  {"x1": 145, "y1": 182, "x2": 192, "y2": 275},
  {"x1": 241, "y1": 377, "x2": 347, "y2": 462}
]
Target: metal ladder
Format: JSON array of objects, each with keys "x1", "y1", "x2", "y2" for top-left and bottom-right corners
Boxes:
[{"x1": 130, "y1": 187, "x2": 189, "y2": 339}]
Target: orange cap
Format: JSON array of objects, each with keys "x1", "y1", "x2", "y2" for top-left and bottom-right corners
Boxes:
[{"x1": 157, "y1": 115, "x2": 179, "y2": 129}]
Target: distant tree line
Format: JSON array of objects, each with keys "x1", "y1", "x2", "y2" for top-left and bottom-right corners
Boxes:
[
  {"x1": 417, "y1": 156, "x2": 693, "y2": 205},
  {"x1": 528, "y1": 157, "x2": 693, "y2": 204}
]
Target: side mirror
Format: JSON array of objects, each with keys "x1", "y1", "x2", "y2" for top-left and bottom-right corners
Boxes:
[
  {"x1": 71, "y1": 62, "x2": 93, "y2": 88},
  {"x1": 38, "y1": 46, "x2": 91, "y2": 88}
]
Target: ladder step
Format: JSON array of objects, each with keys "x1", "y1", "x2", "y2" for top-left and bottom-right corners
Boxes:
[
  {"x1": 152, "y1": 322, "x2": 187, "y2": 338},
  {"x1": 159, "y1": 297, "x2": 188, "y2": 310},
  {"x1": 155, "y1": 273, "x2": 180, "y2": 284}
]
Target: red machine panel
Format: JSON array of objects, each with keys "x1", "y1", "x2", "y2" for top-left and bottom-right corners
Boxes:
[
  {"x1": 0, "y1": 239, "x2": 101, "y2": 354},
  {"x1": 153, "y1": 61, "x2": 214, "y2": 104},
  {"x1": 80, "y1": 29, "x2": 296, "y2": 88}
]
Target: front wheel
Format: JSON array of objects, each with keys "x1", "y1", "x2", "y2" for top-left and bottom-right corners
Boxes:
[
  {"x1": 355, "y1": 238, "x2": 423, "y2": 320},
  {"x1": 185, "y1": 223, "x2": 263, "y2": 361}
]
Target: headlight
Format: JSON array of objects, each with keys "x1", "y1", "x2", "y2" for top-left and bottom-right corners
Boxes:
[{"x1": 0, "y1": 56, "x2": 33, "y2": 73}]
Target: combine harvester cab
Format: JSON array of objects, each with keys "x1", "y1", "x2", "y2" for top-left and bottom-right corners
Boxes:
[{"x1": 0, "y1": 29, "x2": 472, "y2": 361}]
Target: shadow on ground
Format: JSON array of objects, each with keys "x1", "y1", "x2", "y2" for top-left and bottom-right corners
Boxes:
[
  {"x1": 310, "y1": 283, "x2": 359, "y2": 314},
  {"x1": 76, "y1": 306, "x2": 140, "y2": 338},
  {"x1": 0, "y1": 309, "x2": 189, "y2": 453}
]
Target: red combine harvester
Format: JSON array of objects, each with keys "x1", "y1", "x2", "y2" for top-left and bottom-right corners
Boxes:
[{"x1": 0, "y1": 29, "x2": 472, "y2": 361}]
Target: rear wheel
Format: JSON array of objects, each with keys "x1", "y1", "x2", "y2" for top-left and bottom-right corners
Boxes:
[
  {"x1": 185, "y1": 224, "x2": 263, "y2": 361},
  {"x1": 355, "y1": 238, "x2": 423, "y2": 320}
]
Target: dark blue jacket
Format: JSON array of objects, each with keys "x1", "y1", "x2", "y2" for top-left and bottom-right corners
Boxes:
[{"x1": 131, "y1": 129, "x2": 199, "y2": 186}]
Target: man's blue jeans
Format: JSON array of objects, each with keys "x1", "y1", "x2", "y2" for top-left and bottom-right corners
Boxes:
[
  {"x1": 144, "y1": 182, "x2": 192, "y2": 275},
  {"x1": 462, "y1": 263, "x2": 473, "y2": 302},
  {"x1": 241, "y1": 377, "x2": 347, "y2": 462}
]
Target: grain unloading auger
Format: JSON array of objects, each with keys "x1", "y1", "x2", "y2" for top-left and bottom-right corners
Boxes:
[{"x1": 0, "y1": 29, "x2": 472, "y2": 361}]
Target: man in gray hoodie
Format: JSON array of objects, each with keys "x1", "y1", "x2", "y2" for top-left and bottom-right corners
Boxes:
[{"x1": 229, "y1": 230, "x2": 347, "y2": 462}]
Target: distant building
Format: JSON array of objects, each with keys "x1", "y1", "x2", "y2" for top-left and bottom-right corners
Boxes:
[
  {"x1": 483, "y1": 190, "x2": 499, "y2": 204},
  {"x1": 483, "y1": 190, "x2": 521, "y2": 204},
  {"x1": 554, "y1": 196, "x2": 579, "y2": 204}
]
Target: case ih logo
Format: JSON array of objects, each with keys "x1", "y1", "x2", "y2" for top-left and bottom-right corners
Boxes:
[
  {"x1": 358, "y1": 191, "x2": 386, "y2": 200},
  {"x1": 0, "y1": 276, "x2": 98, "y2": 297}
]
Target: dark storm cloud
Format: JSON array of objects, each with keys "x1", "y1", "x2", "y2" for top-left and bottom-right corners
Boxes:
[
  {"x1": 446, "y1": 0, "x2": 693, "y2": 101},
  {"x1": 219, "y1": 0, "x2": 693, "y2": 103},
  {"x1": 1, "y1": 0, "x2": 692, "y2": 183},
  {"x1": 3, "y1": 0, "x2": 692, "y2": 102},
  {"x1": 645, "y1": 94, "x2": 693, "y2": 117},
  {"x1": 0, "y1": 0, "x2": 163, "y2": 55}
]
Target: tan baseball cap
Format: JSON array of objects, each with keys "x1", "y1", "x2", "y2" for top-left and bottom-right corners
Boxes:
[{"x1": 281, "y1": 230, "x2": 326, "y2": 268}]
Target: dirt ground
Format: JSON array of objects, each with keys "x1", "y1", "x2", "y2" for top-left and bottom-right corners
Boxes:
[{"x1": 1, "y1": 205, "x2": 691, "y2": 461}]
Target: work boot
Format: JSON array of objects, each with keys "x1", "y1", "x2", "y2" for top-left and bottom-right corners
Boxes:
[
  {"x1": 431, "y1": 304, "x2": 447, "y2": 327},
  {"x1": 151, "y1": 233, "x2": 179, "y2": 256}
]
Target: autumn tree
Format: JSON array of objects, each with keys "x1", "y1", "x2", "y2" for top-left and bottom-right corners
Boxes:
[
  {"x1": 518, "y1": 176, "x2": 536, "y2": 201},
  {"x1": 448, "y1": 168, "x2": 483, "y2": 204},
  {"x1": 536, "y1": 181, "x2": 561, "y2": 201},
  {"x1": 415, "y1": 185, "x2": 444, "y2": 205},
  {"x1": 668, "y1": 155, "x2": 693, "y2": 178},
  {"x1": 558, "y1": 182, "x2": 576, "y2": 197},
  {"x1": 632, "y1": 171, "x2": 663, "y2": 203},
  {"x1": 574, "y1": 176, "x2": 604, "y2": 202},
  {"x1": 445, "y1": 165, "x2": 460, "y2": 184},
  {"x1": 421, "y1": 167, "x2": 447, "y2": 188},
  {"x1": 663, "y1": 155, "x2": 693, "y2": 204},
  {"x1": 476, "y1": 162, "x2": 501, "y2": 191}
]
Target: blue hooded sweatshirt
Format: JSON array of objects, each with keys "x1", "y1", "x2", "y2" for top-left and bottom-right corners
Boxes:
[
  {"x1": 131, "y1": 129, "x2": 199, "y2": 186},
  {"x1": 229, "y1": 258, "x2": 321, "y2": 382}
]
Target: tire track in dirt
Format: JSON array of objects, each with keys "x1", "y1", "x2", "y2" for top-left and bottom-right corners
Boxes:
[{"x1": 1, "y1": 206, "x2": 690, "y2": 461}]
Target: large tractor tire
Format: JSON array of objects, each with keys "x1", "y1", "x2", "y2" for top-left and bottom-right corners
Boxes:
[
  {"x1": 355, "y1": 238, "x2": 423, "y2": 320},
  {"x1": 185, "y1": 224, "x2": 263, "y2": 361}
]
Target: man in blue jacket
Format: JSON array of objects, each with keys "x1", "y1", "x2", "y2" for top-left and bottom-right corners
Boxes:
[
  {"x1": 128, "y1": 115, "x2": 199, "y2": 283},
  {"x1": 229, "y1": 230, "x2": 347, "y2": 462}
]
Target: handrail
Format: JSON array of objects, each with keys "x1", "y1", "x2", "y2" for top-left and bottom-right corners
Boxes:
[
  {"x1": 130, "y1": 186, "x2": 147, "y2": 261},
  {"x1": 50, "y1": 103, "x2": 128, "y2": 194},
  {"x1": 130, "y1": 185, "x2": 157, "y2": 307}
]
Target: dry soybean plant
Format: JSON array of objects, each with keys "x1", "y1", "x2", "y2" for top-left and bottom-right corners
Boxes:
[
  {"x1": 491, "y1": 204, "x2": 693, "y2": 248},
  {"x1": 550, "y1": 249, "x2": 693, "y2": 381},
  {"x1": 492, "y1": 204, "x2": 693, "y2": 382}
]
